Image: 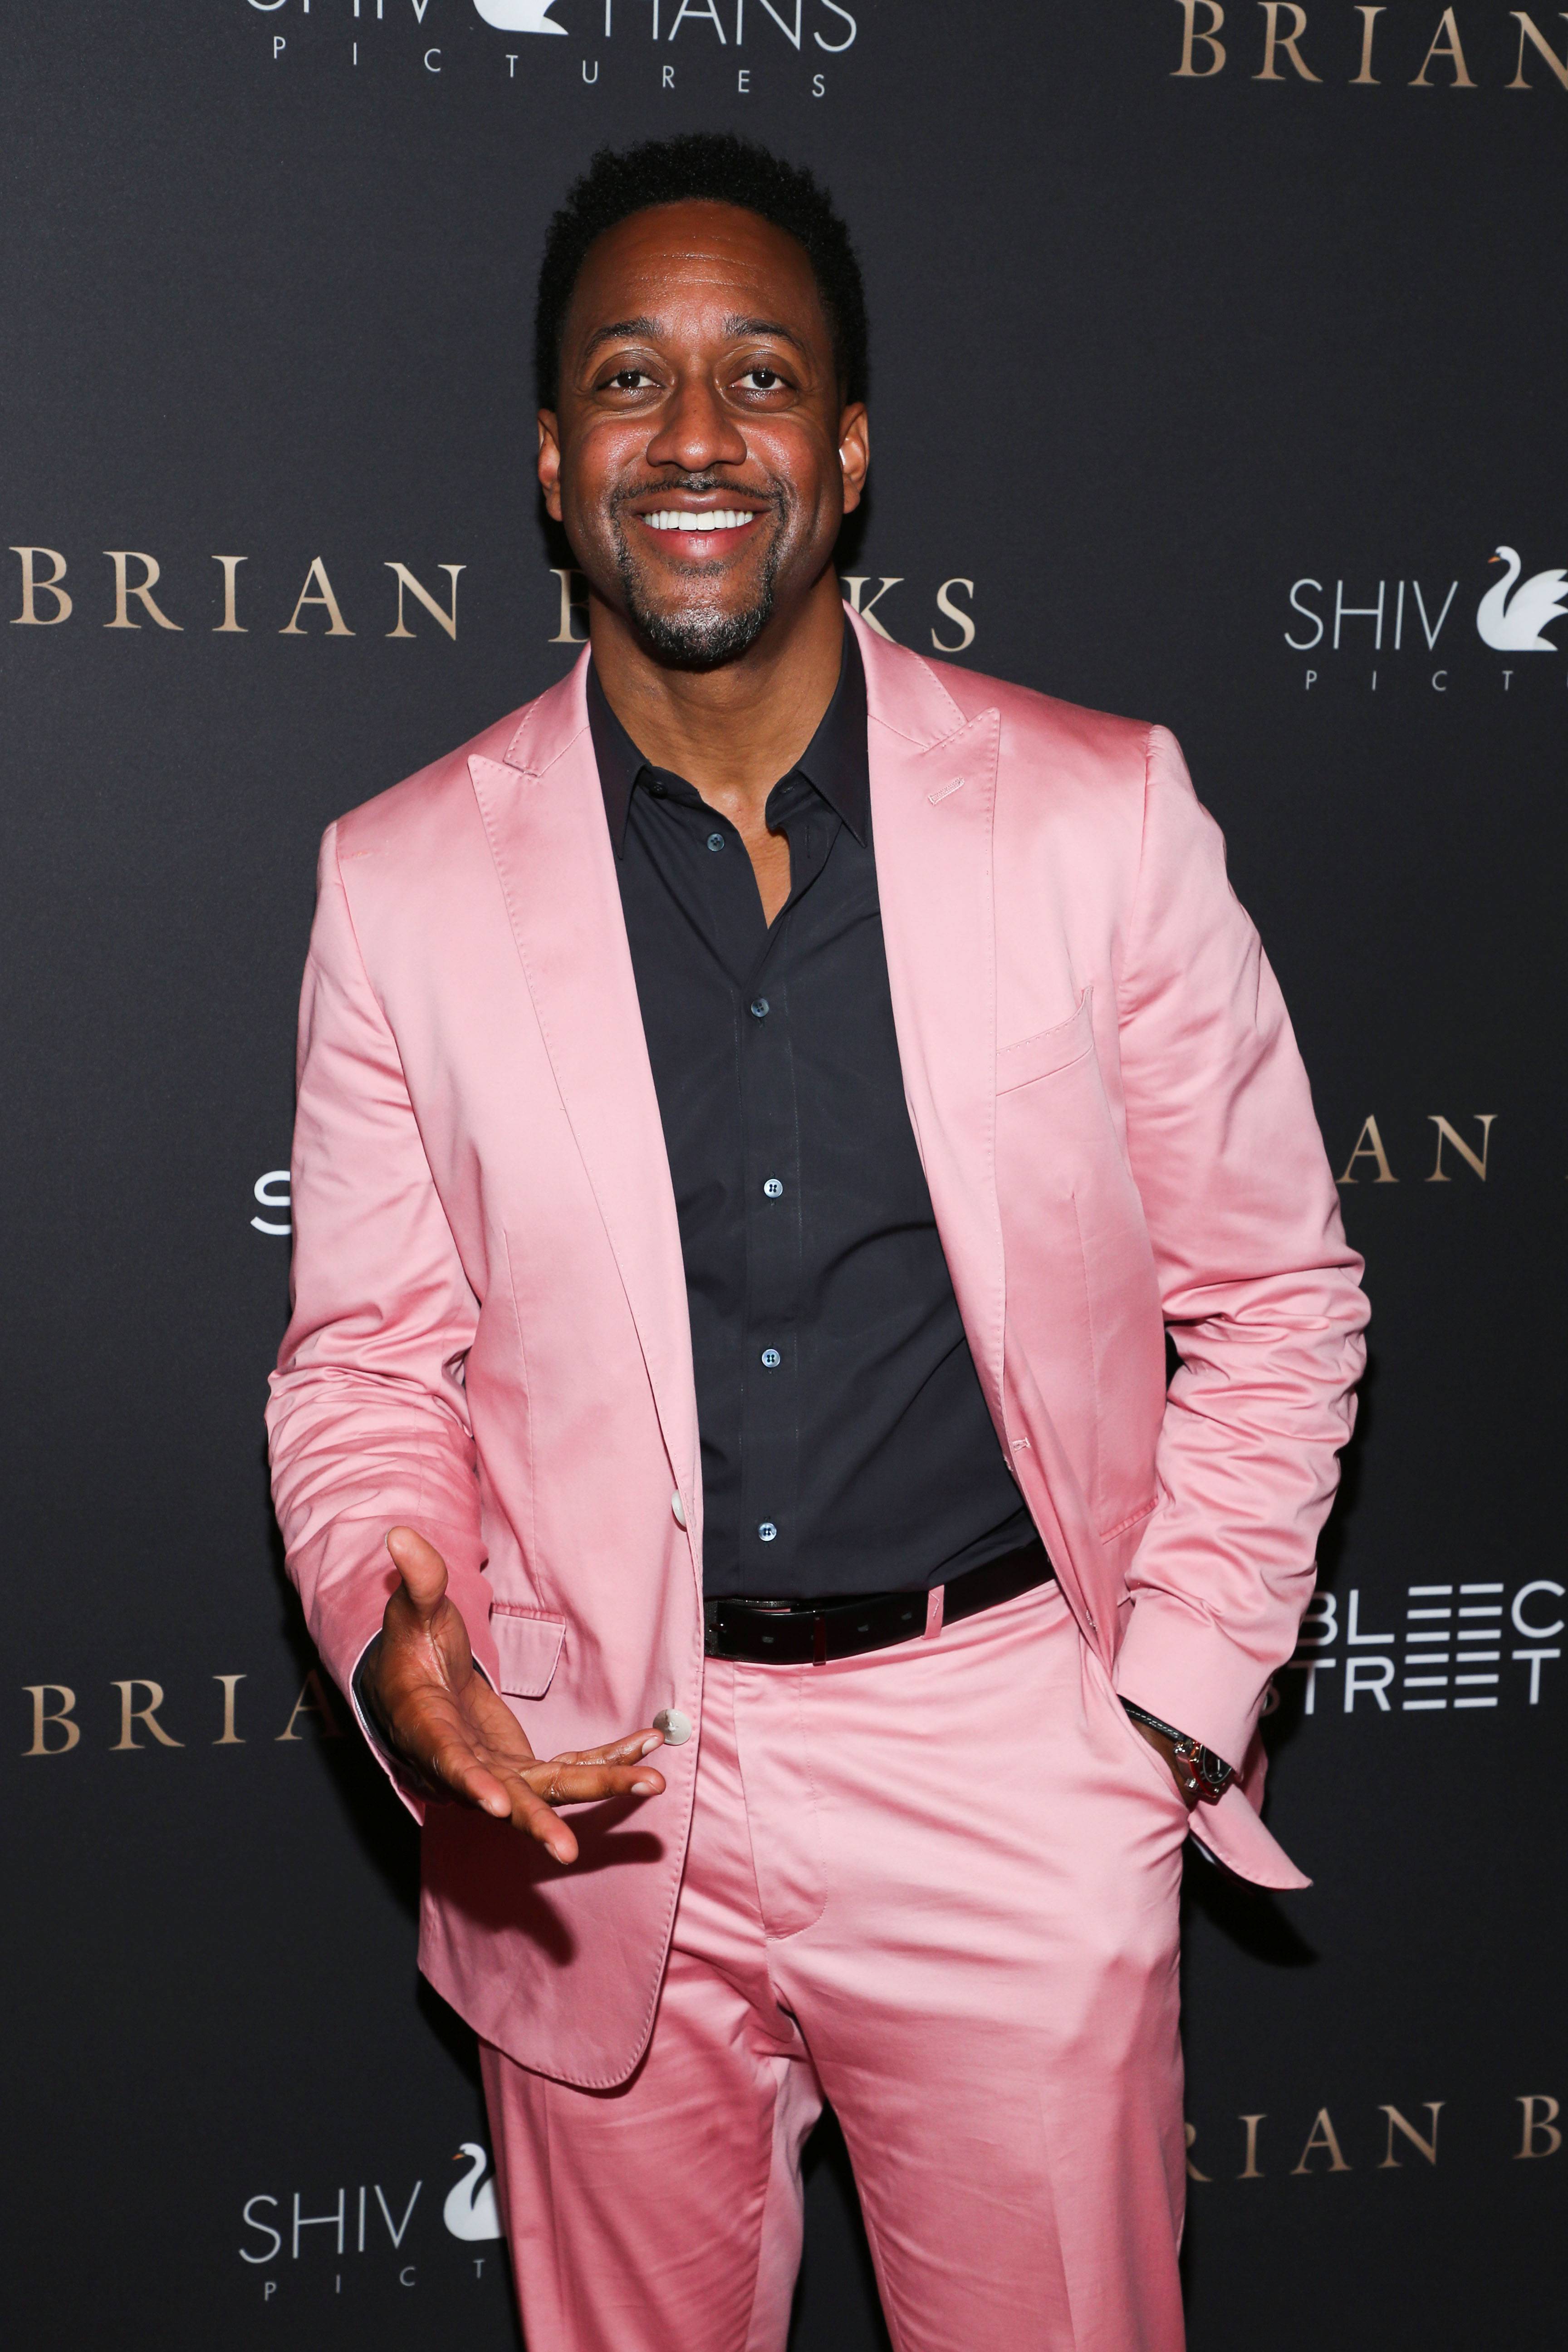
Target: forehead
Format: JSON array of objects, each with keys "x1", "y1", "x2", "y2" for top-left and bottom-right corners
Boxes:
[{"x1": 565, "y1": 201, "x2": 828, "y2": 346}]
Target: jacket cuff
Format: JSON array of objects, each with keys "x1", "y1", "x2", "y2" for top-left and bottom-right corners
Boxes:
[{"x1": 1112, "y1": 1593, "x2": 1272, "y2": 1779}]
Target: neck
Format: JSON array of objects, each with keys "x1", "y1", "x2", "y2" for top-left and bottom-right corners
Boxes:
[{"x1": 587, "y1": 567, "x2": 847, "y2": 823}]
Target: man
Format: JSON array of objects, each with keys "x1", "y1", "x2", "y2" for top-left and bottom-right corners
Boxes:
[{"x1": 268, "y1": 133, "x2": 1367, "y2": 2352}]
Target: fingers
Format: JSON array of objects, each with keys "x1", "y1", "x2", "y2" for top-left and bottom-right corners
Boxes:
[
  {"x1": 551, "y1": 1730, "x2": 666, "y2": 1769},
  {"x1": 385, "y1": 1525, "x2": 450, "y2": 1620},
  {"x1": 507, "y1": 1734, "x2": 666, "y2": 1863},
  {"x1": 510, "y1": 1758, "x2": 666, "y2": 1864},
  {"x1": 407, "y1": 1708, "x2": 666, "y2": 1862}
]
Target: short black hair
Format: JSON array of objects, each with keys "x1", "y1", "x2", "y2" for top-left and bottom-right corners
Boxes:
[{"x1": 535, "y1": 133, "x2": 867, "y2": 410}]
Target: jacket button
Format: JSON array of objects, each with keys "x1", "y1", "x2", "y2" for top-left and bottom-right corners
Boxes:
[
  {"x1": 653, "y1": 1708, "x2": 693, "y2": 1746},
  {"x1": 671, "y1": 1490, "x2": 686, "y2": 1528}
]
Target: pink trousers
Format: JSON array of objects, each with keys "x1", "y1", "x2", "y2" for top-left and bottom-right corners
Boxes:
[{"x1": 479, "y1": 1581, "x2": 1190, "y2": 2352}]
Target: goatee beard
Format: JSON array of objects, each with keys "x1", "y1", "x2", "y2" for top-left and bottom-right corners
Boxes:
[
  {"x1": 625, "y1": 574, "x2": 779, "y2": 669},
  {"x1": 609, "y1": 486, "x2": 785, "y2": 671}
]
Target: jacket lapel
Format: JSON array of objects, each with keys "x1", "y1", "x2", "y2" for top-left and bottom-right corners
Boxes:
[{"x1": 467, "y1": 655, "x2": 700, "y2": 1522}]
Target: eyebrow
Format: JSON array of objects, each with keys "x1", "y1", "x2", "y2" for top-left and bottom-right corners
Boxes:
[
  {"x1": 581, "y1": 316, "x2": 662, "y2": 358},
  {"x1": 581, "y1": 313, "x2": 811, "y2": 359},
  {"x1": 723, "y1": 315, "x2": 809, "y2": 352}
]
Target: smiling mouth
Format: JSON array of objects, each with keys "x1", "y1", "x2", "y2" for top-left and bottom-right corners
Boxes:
[{"x1": 637, "y1": 508, "x2": 761, "y2": 537}]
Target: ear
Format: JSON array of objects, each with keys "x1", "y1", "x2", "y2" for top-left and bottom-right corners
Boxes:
[
  {"x1": 837, "y1": 402, "x2": 870, "y2": 517},
  {"x1": 537, "y1": 410, "x2": 564, "y2": 523}
]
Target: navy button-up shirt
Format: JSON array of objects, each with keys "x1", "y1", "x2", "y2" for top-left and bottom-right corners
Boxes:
[{"x1": 588, "y1": 628, "x2": 1036, "y2": 1602}]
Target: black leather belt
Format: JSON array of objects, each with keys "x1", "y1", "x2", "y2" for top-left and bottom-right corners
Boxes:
[{"x1": 703, "y1": 1538, "x2": 1054, "y2": 1665}]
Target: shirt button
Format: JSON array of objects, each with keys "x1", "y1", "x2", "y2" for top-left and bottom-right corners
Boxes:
[
  {"x1": 750, "y1": 997, "x2": 770, "y2": 1019},
  {"x1": 671, "y1": 1490, "x2": 686, "y2": 1528},
  {"x1": 758, "y1": 1522, "x2": 778, "y2": 1543},
  {"x1": 763, "y1": 1177, "x2": 784, "y2": 1198},
  {"x1": 653, "y1": 1707, "x2": 693, "y2": 1746},
  {"x1": 761, "y1": 1348, "x2": 781, "y2": 1369},
  {"x1": 706, "y1": 832, "x2": 725, "y2": 853}
]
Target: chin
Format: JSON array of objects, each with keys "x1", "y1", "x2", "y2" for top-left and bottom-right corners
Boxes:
[
  {"x1": 638, "y1": 612, "x2": 770, "y2": 668},
  {"x1": 627, "y1": 586, "x2": 777, "y2": 670}
]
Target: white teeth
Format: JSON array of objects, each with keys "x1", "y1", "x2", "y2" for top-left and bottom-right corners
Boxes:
[{"x1": 644, "y1": 509, "x2": 756, "y2": 532}]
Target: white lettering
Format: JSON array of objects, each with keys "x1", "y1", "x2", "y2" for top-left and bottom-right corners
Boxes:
[
  {"x1": 1334, "y1": 579, "x2": 1384, "y2": 651},
  {"x1": 252, "y1": 1170, "x2": 292, "y2": 1236},
  {"x1": 1284, "y1": 578, "x2": 1323, "y2": 651},
  {"x1": 375, "y1": 2183, "x2": 423, "y2": 2249},
  {"x1": 1411, "y1": 578, "x2": 1457, "y2": 647},
  {"x1": 241, "y1": 2196, "x2": 283, "y2": 2264},
  {"x1": 667, "y1": 0, "x2": 726, "y2": 36},
  {"x1": 1512, "y1": 1580, "x2": 1565, "y2": 1639},
  {"x1": 1346, "y1": 1589, "x2": 1393, "y2": 1645},
  {"x1": 1343, "y1": 1654, "x2": 1394, "y2": 1711},
  {"x1": 293, "y1": 2190, "x2": 346, "y2": 2259}
]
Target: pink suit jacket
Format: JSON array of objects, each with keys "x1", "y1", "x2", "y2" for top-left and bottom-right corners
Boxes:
[{"x1": 268, "y1": 611, "x2": 1367, "y2": 2091}]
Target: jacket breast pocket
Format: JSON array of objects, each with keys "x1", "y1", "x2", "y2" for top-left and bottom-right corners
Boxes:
[
  {"x1": 996, "y1": 990, "x2": 1093, "y2": 1093},
  {"x1": 490, "y1": 1604, "x2": 567, "y2": 1699}
]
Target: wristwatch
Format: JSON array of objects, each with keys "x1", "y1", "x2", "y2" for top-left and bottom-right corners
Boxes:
[{"x1": 1120, "y1": 1700, "x2": 1235, "y2": 1803}]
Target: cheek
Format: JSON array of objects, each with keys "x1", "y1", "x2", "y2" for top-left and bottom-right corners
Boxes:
[
  {"x1": 562, "y1": 426, "x2": 635, "y2": 516},
  {"x1": 758, "y1": 434, "x2": 837, "y2": 529}
]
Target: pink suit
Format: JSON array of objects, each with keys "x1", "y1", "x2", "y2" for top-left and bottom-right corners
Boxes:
[{"x1": 268, "y1": 613, "x2": 1367, "y2": 2347}]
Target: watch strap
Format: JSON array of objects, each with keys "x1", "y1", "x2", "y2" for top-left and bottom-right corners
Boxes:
[{"x1": 1119, "y1": 1700, "x2": 1236, "y2": 1801}]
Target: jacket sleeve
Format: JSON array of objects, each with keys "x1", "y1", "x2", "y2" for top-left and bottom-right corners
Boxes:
[
  {"x1": 1110, "y1": 727, "x2": 1368, "y2": 1773},
  {"x1": 265, "y1": 824, "x2": 500, "y2": 1807}
]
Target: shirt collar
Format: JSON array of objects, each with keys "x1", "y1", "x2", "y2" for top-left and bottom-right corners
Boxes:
[{"x1": 586, "y1": 621, "x2": 870, "y2": 858}]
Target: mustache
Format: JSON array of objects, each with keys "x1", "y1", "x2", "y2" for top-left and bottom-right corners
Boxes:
[{"x1": 609, "y1": 474, "x2": 787, "y2": 523}]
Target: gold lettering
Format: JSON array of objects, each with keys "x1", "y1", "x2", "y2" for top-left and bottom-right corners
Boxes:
[
  {"x1": 1184, "y1": 2122, "x2": 1211, "y2": 2181},
  {"x1": 1508, "y1": 11, "x2": 1568, "y2": 86},
  {"x1": 280, "y1": 558, "x2": 355, "y2": 637},
  {"x1": 213, "y1": 555, "x2": 248, "y2": 633},
  {"x1": 277, "y1": 1668, "x2": 344, "y2": 1742},
  {"x1": 1351, "y1": 4, "x2": 1383, "y2": 80},
  {"x1": 1173, "y1": 0, "x2": 1227, "y2": 74},
  {"x1": 840, "y1": 575, "x2": 902, "y2": 642},
  {"x1": 1411, "y1": 7, "x2": 1475, "y2": 85},
  {"x1": 931, "y1": 577, "x2": 976, "y2": 654},
  {"x1": 111, "y1": 1679, "x2": 184, "y2": 1750},
  {"x1": 1516, "y1": 2095, "x2": 1562, "y2": 2157},
  {"x1": 1291, "y1": 2107, "x2": 1352, "y2": 2173},
  {"x1": 1337, "y1": 1115, "x2": 1397, "y2": 1185},
  {"x1": 547, "y1": 565, "x2": 590, "y2": 644},
  {"x1": 10, "y1": 546, "x2": 73, "y2": 625},
  {"x1": 1426, "y1": 1114, "x2": 1495, "y2": 1182},
  {"x1": 1378, "y1": 2102, "x2": 1443, "y2": 2167},
  {"x1": 23, "y1": 1684, "x2": 80, "y2": 1755},
  {"x1": 1255, "y1": 2, "x2": 1319, "y2": 80},
  {"x1": 214, "y1": 1673, "x2": 246, "y2": 1745},
  {"x1": 1238, "y1": 2113, "x2": 1266, "y2": 2178},
  {"x1": 385, "y1": 561, "x2": 464, "y2": 640},
  {"x1": 104, "y1": 551, "x2": 182, "y2": 631}
]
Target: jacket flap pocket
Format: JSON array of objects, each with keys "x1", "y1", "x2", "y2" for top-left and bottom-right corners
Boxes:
[
  {"x1": 490, "y1": 1605, "x2": 566, "y2": 1699},
  {"x1": 997, "y1": 990, "x2": 1093, "y2": 1093}
]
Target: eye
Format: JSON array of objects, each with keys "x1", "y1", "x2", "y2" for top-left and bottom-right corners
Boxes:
[
  {"x1": 739, "y1": 367, "x2": 785, "y2": 391},
  {"x1": 604, "y1": 368, "x2": 656, "y2": 392}
]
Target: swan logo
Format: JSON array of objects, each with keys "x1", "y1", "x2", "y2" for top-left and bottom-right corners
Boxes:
[
  {"x1": 1475, "y1": 546, "x2": 1568, "y2": 653},
  {"x1": 471, "y1": 0, "x2": 568, "y2": 29},
  {"x1": 442, "y1": 2143, "x2": 504, "y2": 2241}
]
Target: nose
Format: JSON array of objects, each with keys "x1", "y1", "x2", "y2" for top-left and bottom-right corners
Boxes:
[{"x1": 644, "y1": 370, "x2": 748, "y2": 476}]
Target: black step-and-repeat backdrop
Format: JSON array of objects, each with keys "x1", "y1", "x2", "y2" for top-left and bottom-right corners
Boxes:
[{"x1": 6, "y1": 5, "x2": 1564, "y2": 2345}]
